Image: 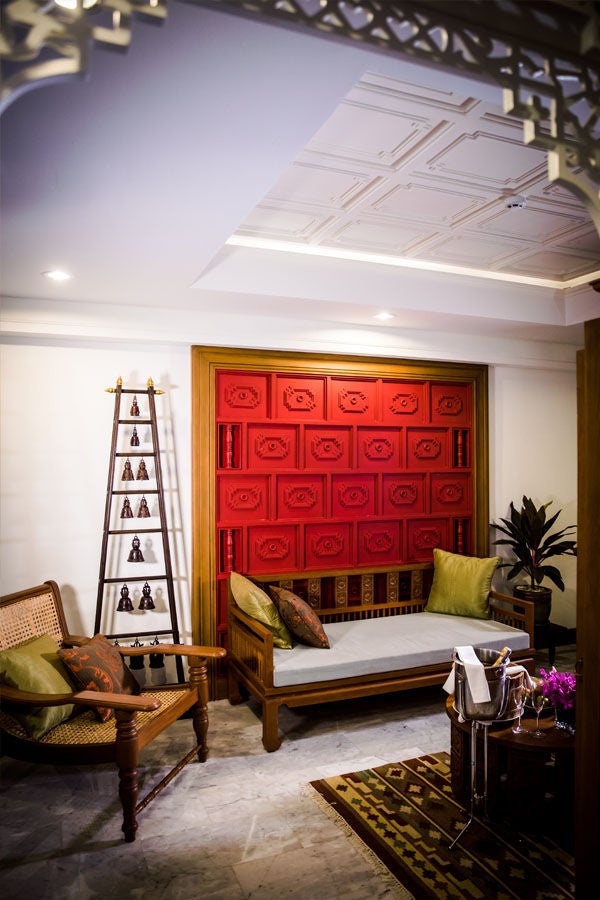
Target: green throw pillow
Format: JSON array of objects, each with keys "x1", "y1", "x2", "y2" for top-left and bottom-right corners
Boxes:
[
  {"x1": 229, "y1": 572, "x2": 293, "y2": 649},
  {"x1": 0, "y1": 633, "x2": 75, "y2": 738},
  {"x1": 425, "y1": 548, "x2": 499, "y2": 619}
]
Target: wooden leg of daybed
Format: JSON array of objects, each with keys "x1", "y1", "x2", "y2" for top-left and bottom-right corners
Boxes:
[
  {"x1": 228, "y1": 667, "x2": 246, "y2": 705},
  {"x1": 263, "y1": 700, "x2": 282, "y2": 752}
]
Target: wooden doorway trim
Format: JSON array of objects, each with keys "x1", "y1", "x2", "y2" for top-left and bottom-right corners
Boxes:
[{"x1": 575, "y1": 319, "x2": 600, "y2": 892}]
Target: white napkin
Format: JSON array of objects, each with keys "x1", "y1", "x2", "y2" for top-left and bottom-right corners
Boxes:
[
  {"x1": 443, "y1": 645, "x2": 491, "y2": 703},
  {"x1": 506, "y1": 664, "x2": 533, "y2": 690}
]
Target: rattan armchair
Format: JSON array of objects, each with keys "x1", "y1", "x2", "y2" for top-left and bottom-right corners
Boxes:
[{"x1": 0, "y1": 580, "x2": 226, "y2": 842}]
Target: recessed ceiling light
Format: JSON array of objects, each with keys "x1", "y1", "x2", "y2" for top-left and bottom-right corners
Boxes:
[
  {"x1": 374, "y1": 312, "x2": 395, "y2": 321},
  {"x1": 54, "y1": 0, "x2": 98, "y2": 9},
  {"x1": 43, "y1": 270, "x2": 71, "y2": 281}
]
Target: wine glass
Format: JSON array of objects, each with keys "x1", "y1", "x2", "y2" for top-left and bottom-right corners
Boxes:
[
  {"x1": 531, "y1": 689, "x2": 547, "y2": 738},
  {"x1": 511, "y1": 687, "x2": 527, "y2": 734}
]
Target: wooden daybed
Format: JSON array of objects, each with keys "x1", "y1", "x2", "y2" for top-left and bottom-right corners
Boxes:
[{"x1": 227, "y1": 563, "x2": 535, "y2": 752}]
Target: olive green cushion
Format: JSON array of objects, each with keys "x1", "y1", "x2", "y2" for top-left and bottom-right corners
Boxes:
[
  {"x1": 425, "y1": 548, "x2": 499, "y2": 619},
  {"x1": 0, "y1": 634, "x2": 75, "y2": 738},
  {"x1": 230, "y1": 573, "x2": 293, "y2": 649}
]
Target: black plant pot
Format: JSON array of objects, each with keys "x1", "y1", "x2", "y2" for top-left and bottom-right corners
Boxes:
[{"x1": 513, "y1": 584, "x2": 552, "y2": 627}]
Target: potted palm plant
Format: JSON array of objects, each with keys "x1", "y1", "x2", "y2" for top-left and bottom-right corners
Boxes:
[{"x1": 490, "y1": 495, "x2": 577, "y2": 626}]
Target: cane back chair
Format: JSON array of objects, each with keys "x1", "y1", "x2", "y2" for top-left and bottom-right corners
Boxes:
[{"x1": 0, "y1": 580, "x2": 226, "y2": 842}]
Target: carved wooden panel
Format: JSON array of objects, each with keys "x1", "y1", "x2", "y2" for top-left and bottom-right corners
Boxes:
[{"x1": 216, "y1": 371, "x2": 477, "y2": 576}]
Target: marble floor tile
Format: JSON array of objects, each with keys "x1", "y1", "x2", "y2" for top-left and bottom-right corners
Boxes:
[{"x1": 0, "y1": 646, "x2": 576, "y2": 899}]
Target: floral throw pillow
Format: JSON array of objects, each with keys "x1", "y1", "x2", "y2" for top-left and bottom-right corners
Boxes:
[
  {"x1": 269, "y1": 586, "x2": 330, "y2": 649},
  {"x1": 59, "y1": 634, "x2": 140, "y2": 722}
]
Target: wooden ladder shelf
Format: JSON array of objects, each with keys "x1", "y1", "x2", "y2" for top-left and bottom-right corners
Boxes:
[{"x1": 94, "y1": 377, "x2": 184, "y2": 682}]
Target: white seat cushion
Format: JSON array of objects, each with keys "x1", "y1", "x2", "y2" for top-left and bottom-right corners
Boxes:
[{"x1": 272, "y1": 611, "x2": 530, "y2": 687}]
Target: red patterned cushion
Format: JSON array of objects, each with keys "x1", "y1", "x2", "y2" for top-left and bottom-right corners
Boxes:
[
  {"x1": 59, "y1": 634, "x2": 140, "y2": 722},
  {"x1": 269, "y1": 586, "x2": 330, "y2": 649}
]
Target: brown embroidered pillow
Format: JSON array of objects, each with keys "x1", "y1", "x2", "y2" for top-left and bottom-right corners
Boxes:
[
  {"x1": 269, "y1": 586, "x2": 330, "y2": 649},
  {"x1": 59, "y1": 634, "x2": 141, "y2": 722}
]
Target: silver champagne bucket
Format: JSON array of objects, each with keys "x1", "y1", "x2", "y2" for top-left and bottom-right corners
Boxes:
[{"x1": 453, "y1": 647, "x2": 511, "y2": 721}]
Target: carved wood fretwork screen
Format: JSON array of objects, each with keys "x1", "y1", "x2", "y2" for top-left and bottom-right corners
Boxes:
[{"x1": 191, "y1": 347, "x2": 489, "y2": 664}]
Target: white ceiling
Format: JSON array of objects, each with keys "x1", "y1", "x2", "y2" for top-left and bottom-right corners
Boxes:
[{"x1": 1, "y1": 1, "x2": 599, "y2": 349}]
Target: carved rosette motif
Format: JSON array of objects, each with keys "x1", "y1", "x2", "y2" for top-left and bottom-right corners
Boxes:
[
  {"x1": 436, "y1": 482, "x2": 464, "y2": 504},
  {"x1": 307, "y1": 578, "x2": 322, "y2": 609},
  {"x1": 255, "y1": 434, "x2": 290, "y2": 459},
  {"x1": 413, "y1": 527, "x2": 442, "y2": 550},
  {"x1": 435, "y1": 395, "x2": 463, "y2": 416},
  {"x1": 389, "y1": 482, "x2": 418, "y2": 506},
  {"x1": 386, "y1": 572, "x2": 399, "y2": 602},
  {"x1": 310, "y1": 532, "x2": 345, "y2": 558},
  {"x1": 363, "y1": 530, "x2": 393, "y2": 554},
  {"x1": 389, "y1": 392, "x2": 418, "y2": 415},
  {"x1": 255, "y1": 536, "x2": 290, "y2": 561},
  {"x1": 284, "y1": 485, "x2": 317, "y2": 509},
  {"x1": 311, "y1": 436, "x2": 343, "y2": 461},
  {"x1": 364, "y1": 437, "x2": 393, "y2": 460},
  {"x1": 414, "y1": 438, "x2": 442, "y2": 459},
  {"x1": 283, "y1": 387, "x2": 317, "y2": 412},
  {"x1": 337, "y1": 483, "x2": 369, "y2": 508},
  {"x1": 411, "y1": 569, "x2": 424, "y2": 600},
  {"x1": 225, "y1": 384, "x2": 261, "y2": 409},
  {"x1": 226, "y1": 486, "x2": 262, "y2": 511},
  {"x1": 334, "y1": 576, "x2": 348, "y2": 607},
  {"x1": 361, "y1": 574, "x2": 375, "y2": 604},
  {"x1": 338, "y1": 389, "x2": 368, "y2": 413}
]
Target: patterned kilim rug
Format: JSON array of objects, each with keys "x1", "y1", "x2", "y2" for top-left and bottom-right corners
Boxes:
[{"x1": 310, "y1": 752, "x2": 574, "y2": 899}]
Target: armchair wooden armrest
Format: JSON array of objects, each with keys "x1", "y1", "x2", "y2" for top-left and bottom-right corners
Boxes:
[
  {"x1": 0, "y1": 683, "x2": 160, "y2": 713},
  {"x1": 118, "y1": 644, "x2": 226, "y2": 661}
]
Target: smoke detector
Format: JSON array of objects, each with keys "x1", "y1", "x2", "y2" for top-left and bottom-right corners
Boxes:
[{"x1": 506, "y1": 195, "x2": 527, "y2": 210}]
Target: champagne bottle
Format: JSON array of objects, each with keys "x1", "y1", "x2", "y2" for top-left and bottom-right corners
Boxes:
[{"x1": 491, "y1": 646, "x2": 511, "y2": 667}]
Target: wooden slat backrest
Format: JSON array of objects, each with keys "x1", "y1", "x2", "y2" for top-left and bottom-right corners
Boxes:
[
  {"x1": 253, "y1": 564, "x2": 434, "y2": 615},
  {"x1": 0, "y1": 581, "x2": 68, "y2": 650}
]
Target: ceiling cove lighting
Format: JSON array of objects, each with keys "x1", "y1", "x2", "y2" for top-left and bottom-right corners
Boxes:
[
  {"x1": 43, "y1": 270, "x2": 71, "y2": 281},
  {"x1": 226, "y1": 235, "x2": 600, "y2": 291}
]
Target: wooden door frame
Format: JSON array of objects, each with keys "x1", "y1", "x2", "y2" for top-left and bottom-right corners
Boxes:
[{"x1": 575, "y1": 319, "x2": 600, "y2": 893}]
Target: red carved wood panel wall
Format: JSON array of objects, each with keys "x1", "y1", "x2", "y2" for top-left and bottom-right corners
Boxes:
[{"x1": 213, "y1": 368, "x2": 475, "y2": 641}]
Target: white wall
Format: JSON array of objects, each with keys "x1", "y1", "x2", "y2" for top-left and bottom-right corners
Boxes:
[
  {"x1": 0, "y1": 333, "x2": 579, "y2": 633},
  {"x1": 489, "y1": 365, "x2": 578, "y2": 627},
  {"x1": 0, "y1": 340, "x2": 192, "y2": 641}
]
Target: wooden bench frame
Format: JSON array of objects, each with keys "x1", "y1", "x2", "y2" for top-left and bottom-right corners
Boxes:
[{"x1": 227, "y1": 564, "x2": 535, "y2": 752}]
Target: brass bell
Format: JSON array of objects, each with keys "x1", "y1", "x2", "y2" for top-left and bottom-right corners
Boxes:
[
  {"x1": 136, "y1": 459, "x2": 149, "y2": 480},
  {"x1": 137, "y1": 495, "x2": 151, "y2": 518},
  {"x1": 117, "y1": 583, "x2": 134, "y2": 611},
  {"x1": 120, "y1": 496, "x2": 134, "y2": 518},
  {"x1": 128, "y1": 535, "x2": 144, "y2": 562},
  {"x1": 149, "y1": 636, "x2": 164, "y2": 669},
  {"x1": 130, "y1": 396, "x2": 140, "y2": 417},
  {"x1": 130, "y1": 426, "x2": 140, "y2": 447},
  {"x1": 139, "y1": 581, "x2": 155, "y2": 610},
  {"x1": 129, "y1": 637, "x2": 145, "y2": 670},
  {"x1": 122, "y1": 459, "x2": 134, "y2": 481}
]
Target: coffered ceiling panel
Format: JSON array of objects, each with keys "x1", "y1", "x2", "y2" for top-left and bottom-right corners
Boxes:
[
  {"x1": 233, "y1": 69, "x2": 599, "y2": 289},
  {"x1": 372, "y1": 183, "x2": 485, "y2": 225}
]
